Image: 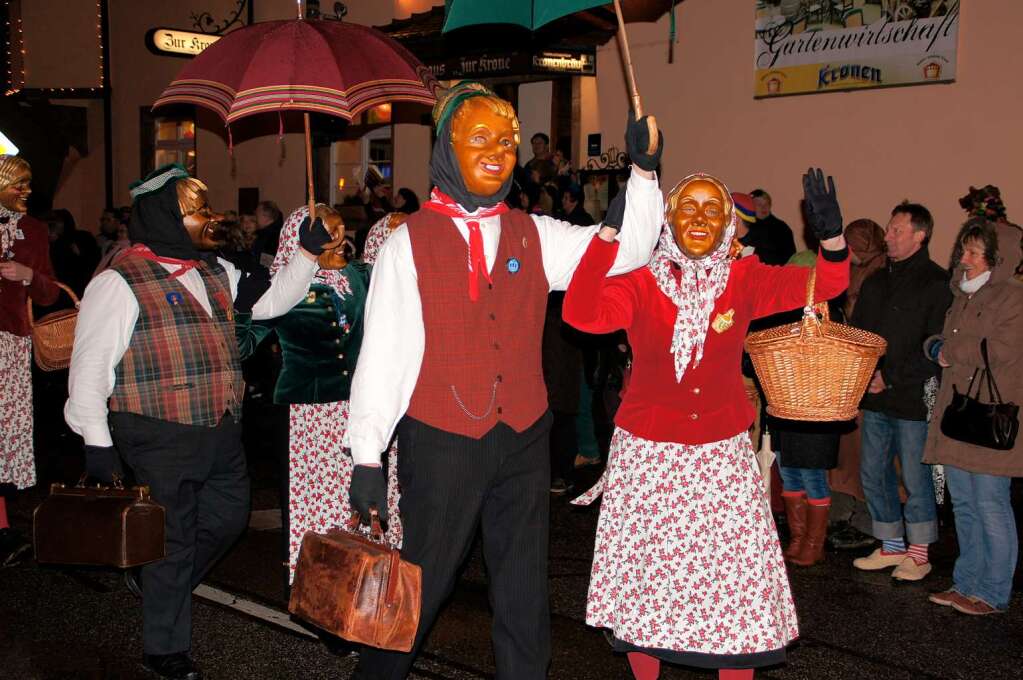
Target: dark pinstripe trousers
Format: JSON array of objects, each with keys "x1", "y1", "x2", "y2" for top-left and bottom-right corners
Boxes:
[{"x1": 354, "y1": 412, "x2": 553, "y2": 680}]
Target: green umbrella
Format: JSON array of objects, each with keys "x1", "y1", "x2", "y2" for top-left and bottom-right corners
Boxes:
[{"x1": 442, "y1": 0, "x2": 661, "y2": 151}]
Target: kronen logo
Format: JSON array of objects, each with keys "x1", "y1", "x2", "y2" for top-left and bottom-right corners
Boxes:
[
  {"x1": 817, "y1": 63, "x2": 883, "y2": 90},
  {"x1": 150, "y1": 28, "x2": 221, "y2": 56}
]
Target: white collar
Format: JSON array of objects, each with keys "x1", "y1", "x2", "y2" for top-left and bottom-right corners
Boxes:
[{"x1": 959, "y1": 270, "x2": 991, "y2": 293}]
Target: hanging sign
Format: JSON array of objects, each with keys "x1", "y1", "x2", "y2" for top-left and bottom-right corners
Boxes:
[
  {"x1": 146, "y1": 28, "x2": 222, "y2": 58},
  {"x1": 754, "y1": 1, "x2": 960, "y2": 97}
]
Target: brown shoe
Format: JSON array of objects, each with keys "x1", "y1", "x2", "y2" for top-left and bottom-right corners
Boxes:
[
  {"x1": 892, "y1": 556, "x2": 932, "y2": 581},
  {"x1": 789, "y1": 502, "x2": 829, "y2": 567},
  {"x1": 853, "y1": 548, "x2": 907, "y2": 571},
  {"x1": 782, "y1": 494, "x2": 807, "y2": 561},
  {"x1": 951, "y1": 597, "x2": 1005, "y2": 616},
  {"x1": 928, "y1": 589, "x2": 970, "y2": 608}
]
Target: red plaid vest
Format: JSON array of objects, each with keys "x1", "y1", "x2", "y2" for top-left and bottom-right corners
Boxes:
[
  {"x1": 109, "y1": 254, "x2": 244, "y2": 427},
  {"x1": 405, "y1": 208, "x2": 549, "y2": 438}
]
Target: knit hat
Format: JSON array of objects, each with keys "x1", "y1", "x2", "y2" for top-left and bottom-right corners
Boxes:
[{"x1": 731, "y1": 192, "x2": 756, "y2": 223}]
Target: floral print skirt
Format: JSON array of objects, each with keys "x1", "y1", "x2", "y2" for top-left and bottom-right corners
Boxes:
[
  {"x1": 0, "y1": 332, "x2": 35, "y2": 489},
  {"x1": 573, "y1": 428, "x2": 798, "y2": 663},
  {"x1": 287, "y1": 400, "x2": 402, "y2": 582}
]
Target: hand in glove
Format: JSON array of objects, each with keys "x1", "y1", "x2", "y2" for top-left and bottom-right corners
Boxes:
[
  {"x1": 85, "y1": 445, "x2": 123, "y2": 485},
  {"x1": 234, "y1": 269, "x2": 271, "y2": 315},
  {"x1": 601, "y1": 186, "x2": 628, "y2": 234},
  {"x1": 802, "y1": 168, "x2": 844, "y2": 241},
  {"x1": 298, "y1": 215, "x2": 335, "y2": 256},
  {"x1": 349, "y1": 464, "x2": 388, "y2": 523},
  {"x1": 625, "y1": 114, "x2": 664, "y2": 173}
]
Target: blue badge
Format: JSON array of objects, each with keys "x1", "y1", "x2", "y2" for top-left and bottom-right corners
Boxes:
[
  {"x1": 506, "y1": 257, "x2": 520, "y2": 274},
  {"x1": 166, "y1": 292, "x2": 183, "y2": 306}
]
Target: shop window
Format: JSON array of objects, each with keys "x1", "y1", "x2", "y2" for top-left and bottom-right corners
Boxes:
[
  {"x1": 140, "y1": 107, "x2": 196, "y2": 177},
  {"x1": 364, "y1": 128, "x2": 393, "y2": 182}
]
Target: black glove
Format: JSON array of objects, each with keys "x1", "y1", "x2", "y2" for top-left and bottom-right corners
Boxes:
[
  {"x1": 603, "y1": 186, "x2": 627, "y2": 232},
  {"x1": 234, "y1": 269, "x2": 271, "y2": 315},
  {"x1": 84, "y1": 445, "x2": 123, "y2": 485},
  {"x1": 298, "y1": 216, "x2": 332, "y2": 256},
  {"x1": 625, "y1": 114, "x2": 664, "y2": 172},
  {"x1": 802, "y1": 167, "x2": 844, "y2": 241},
  {"x1": 349, "y1": 464, "x2": 388, "y2": 523}
]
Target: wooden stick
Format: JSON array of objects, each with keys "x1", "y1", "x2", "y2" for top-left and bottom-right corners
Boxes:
[
  {"x1": 612, "y1": 0, "x2": 659, "y2": 155},
  {"x1": 304, "y1": 112, "x2": 315, "y2": 219}
]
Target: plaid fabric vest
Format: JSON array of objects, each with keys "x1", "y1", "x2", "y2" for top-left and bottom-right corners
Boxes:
[
  {"x1": 405, "y1": 208, "x2": 549, "y2": 439},
  {"x1": 109, "y1": 254, "x2": 244, "y2": 427}
]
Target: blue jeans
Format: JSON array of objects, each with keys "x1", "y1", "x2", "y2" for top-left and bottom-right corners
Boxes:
[
  {"x1": 945, "y1": 465, "x2": 1017, "y2": 610},
  {"x1": 859, "y1": 410, "x2": 937, "y2": 544},
  {"x1": 779, "y1": 466, "x2": 830, "y2": 500}
]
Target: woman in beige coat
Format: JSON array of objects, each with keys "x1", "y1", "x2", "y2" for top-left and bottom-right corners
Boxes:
[{"x1": 922, "y1": 218, "x2": 1023, "y2": 615}]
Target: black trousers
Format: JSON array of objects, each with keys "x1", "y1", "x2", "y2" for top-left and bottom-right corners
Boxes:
[
  {"x1": 111, "y1": 412, "x2": 250, "y2": 656},
  {"x1": 355, "y1": 413, "x2": 553, "y2": 680},
  {"x1": 549, "y1": 409, "x2": 578, "y2": 484}
]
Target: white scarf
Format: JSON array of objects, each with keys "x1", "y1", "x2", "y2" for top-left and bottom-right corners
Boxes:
[
  {"x1": 648, "y1": 208, "x2": 737, "y2": 382},
  {"x1": 0, "y1": 205, "x2": 24, "y2": 258},
  {"x1": 959, "y1": 269, "x2": 991, "y2": 293}
]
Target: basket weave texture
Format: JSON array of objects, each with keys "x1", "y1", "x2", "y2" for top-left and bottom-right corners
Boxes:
[
  {"x1": 744, "y1": 269, "x2": 886, "y2": 421},
  {"x1": 28, "y1": 281, "x2": 80, "y2": 371}
]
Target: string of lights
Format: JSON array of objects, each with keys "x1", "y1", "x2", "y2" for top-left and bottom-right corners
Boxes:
[{"x1": 3, "y1": 0, "x2": 105, "y2": 96}]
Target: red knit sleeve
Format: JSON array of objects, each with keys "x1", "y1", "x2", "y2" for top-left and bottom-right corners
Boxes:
[
  {"x1": 562, "y1": 236, "x2": 637, "y2": 333},
  {"x1": 750, "y1": 249, "x2": 850, "y2": 320}
]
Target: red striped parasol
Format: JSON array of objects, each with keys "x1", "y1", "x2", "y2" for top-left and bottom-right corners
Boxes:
[{"x1": 154, "y1": 18, "x2": 438, "y2": 215}]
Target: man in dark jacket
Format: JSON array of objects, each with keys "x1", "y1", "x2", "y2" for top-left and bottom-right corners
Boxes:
[
  {"x1": 849, "y1": 201, "x2": 952, "y2": 582},
  {"x1": 745, "y1": 188, "x2": 796, "y2": 266}
]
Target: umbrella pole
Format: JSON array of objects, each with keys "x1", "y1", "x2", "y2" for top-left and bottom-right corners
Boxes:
[
  {"x1": 612, "y1": 0, "x2": 659, "y2": 155},
  {"x1": 304, "y1": 112, "x2": 316, "y2": 220}
]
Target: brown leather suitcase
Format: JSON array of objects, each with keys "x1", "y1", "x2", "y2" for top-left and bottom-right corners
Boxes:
[
  {"x1": 288, "y1": 515, "x2": 421, "y2": 652},
  {"x1": 33, "y1": 478, "x2": 166, "y2": 568}
]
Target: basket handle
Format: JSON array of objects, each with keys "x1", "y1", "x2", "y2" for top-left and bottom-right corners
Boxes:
[
  {"x1": 799, "y1": 268, "x2": 828, "y2": 336},
  {"x1": 27, "y1": 280, "x2": 81, "y2": 327}
]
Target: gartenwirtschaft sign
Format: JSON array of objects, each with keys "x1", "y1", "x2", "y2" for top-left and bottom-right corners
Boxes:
[
  {"x1": 146, "y1": 28, "x2": 222, "y2": 58},
  {"x1": 754, "y1": 1, "x2": 959, "y2": 97}
]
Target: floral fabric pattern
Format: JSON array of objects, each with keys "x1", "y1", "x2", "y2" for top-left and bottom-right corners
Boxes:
[
  {"x1": 287, "y1": 400, "x2": 402, "y2": 581},
  {"x1": 575, "y1": 428, "x2": 799, "y2": 656},
  {"x1": 0, "y1": 331, "x2": 34, "y2": 489}
]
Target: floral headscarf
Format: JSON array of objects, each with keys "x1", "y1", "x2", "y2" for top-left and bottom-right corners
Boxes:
[
  {"x1": 649, "y1": 173, "x2": 738, "y2": 382},
  {"x1": 271, "y1": 205, "x2": 351, "y2": 298},
  {"x1": 362, "y1": 212, "x2": 406, "y2": 266}
]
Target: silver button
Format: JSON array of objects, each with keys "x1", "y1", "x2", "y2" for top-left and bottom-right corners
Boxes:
[
  {"x1": 692, "y1": 387, "x2": 701, "y2": 395},
  {"x1": 690, "y1": 413, "x2": 699, "y2": 420},
  {"x1": 342, "y1": 370, "x2": 349, "y2": 376},
  {"x1": 952, "y1": 328, "x2": 959, "y2": 334}
]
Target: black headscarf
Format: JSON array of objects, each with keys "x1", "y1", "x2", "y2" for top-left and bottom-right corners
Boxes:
[
  {"x1": 429, "y1": 117, "x2": 514, "y2": 213},
  {"x1": 128, "y1": 180, "x2": 200, "y2": 261}
]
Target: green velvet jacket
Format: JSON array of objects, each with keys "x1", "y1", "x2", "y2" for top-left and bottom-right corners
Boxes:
[{"x1": 237, "y1": 263, "x2": 369, "y2": 405}]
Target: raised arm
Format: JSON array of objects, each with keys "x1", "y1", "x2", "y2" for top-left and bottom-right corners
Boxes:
[{"x1": 562, "y1": 233, "x2": 638, "y2": 334}]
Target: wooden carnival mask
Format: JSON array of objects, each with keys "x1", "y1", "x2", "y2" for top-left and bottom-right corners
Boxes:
[
  {"x1": 314, "y1": 205, "x2": 349, "y2": 270},
  {"x1": 449, "y1": 96, "x2": 520, "y2": 197},
  {"x1": 0, "y1": 157, "x2": 32, "y2": 214},
  {"x1": 177, "y1": 177, "x2": 227, "y2": 250},
  {"x1": 666, "y1": 175, "x2": 734, "y2": 260}
]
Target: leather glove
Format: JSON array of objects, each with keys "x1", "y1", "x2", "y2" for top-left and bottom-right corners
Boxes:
[
  {"x1": 84, "y1": 445, "x2": 123, "y2": 485},
  {"x1": 602, "y1": 186, "x2": 627, "y2": 233},
  {"x1": 298, "y1": 216, "x2": 332, "y2": 256},
  {"x1": 802, "y1": 167, "x2": 844, "y2": 241},
  {"x1": 625, "y1": 114, "x2": 664, "y2": 172},
  {"x1": 349, "y1": 464, "x2": 388, "y2": 523},
  {"x1": 234, "y1": 269, "x2": 271, "y2": 315}
]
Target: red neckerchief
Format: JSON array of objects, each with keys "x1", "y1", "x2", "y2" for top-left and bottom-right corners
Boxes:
[
  {"x1": 423, "y1": 188, "x2": 509, "y2": 302},
  {"x1": 126, "y1": 244, "x2": 200, "y2": 280}
]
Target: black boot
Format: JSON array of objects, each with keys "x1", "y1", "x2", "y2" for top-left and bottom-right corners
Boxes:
[
  {"x1": 0, "y1": 528, "x2": 32, "y2": 567},
  {"x1": 143, "y1": 652, "x2": 202, "y2": 680}
]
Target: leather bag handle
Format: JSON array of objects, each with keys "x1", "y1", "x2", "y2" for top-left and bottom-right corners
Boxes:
[
  {"x1": 346, "y1": 509, "x2": 385, "y2": 541},
  {"x1": 979, "y1": 338, "x2": 1005, "y2": 404}
]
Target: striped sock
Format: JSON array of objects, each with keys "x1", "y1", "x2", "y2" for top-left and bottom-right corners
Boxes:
[
  {"x1": 881, "y1": 538, "x2": 906, "y2": 554},
  {"x1": 907, "y1": 543, "x2": 929, "y2": 565},
  {"x1": 807, "y1": 496, "x2": 831, "y2": 507}
]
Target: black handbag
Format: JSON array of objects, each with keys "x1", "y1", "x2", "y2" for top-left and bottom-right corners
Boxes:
[{"x1": 939, "y1": 338, "x2": 1019, "y2": 450}]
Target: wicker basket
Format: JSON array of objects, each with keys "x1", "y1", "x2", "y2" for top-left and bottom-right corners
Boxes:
[
  {"x1": 744, "y1": 270, "x2": 886, "y2": 421},
  {"x1": 28, "y1": 281, "x2": 80, "y2": 371}
]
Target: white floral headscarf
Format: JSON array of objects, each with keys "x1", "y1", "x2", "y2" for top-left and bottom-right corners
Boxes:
[
  {"x1": 362, "y1": 212, "x2": 405, "y2": 266},
  {"x1": 271, "y1": 205, "x2": 351, "y2": 299},
  {"x1": 648, "y1": 173, "x2": 737, "y2": 382}
]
